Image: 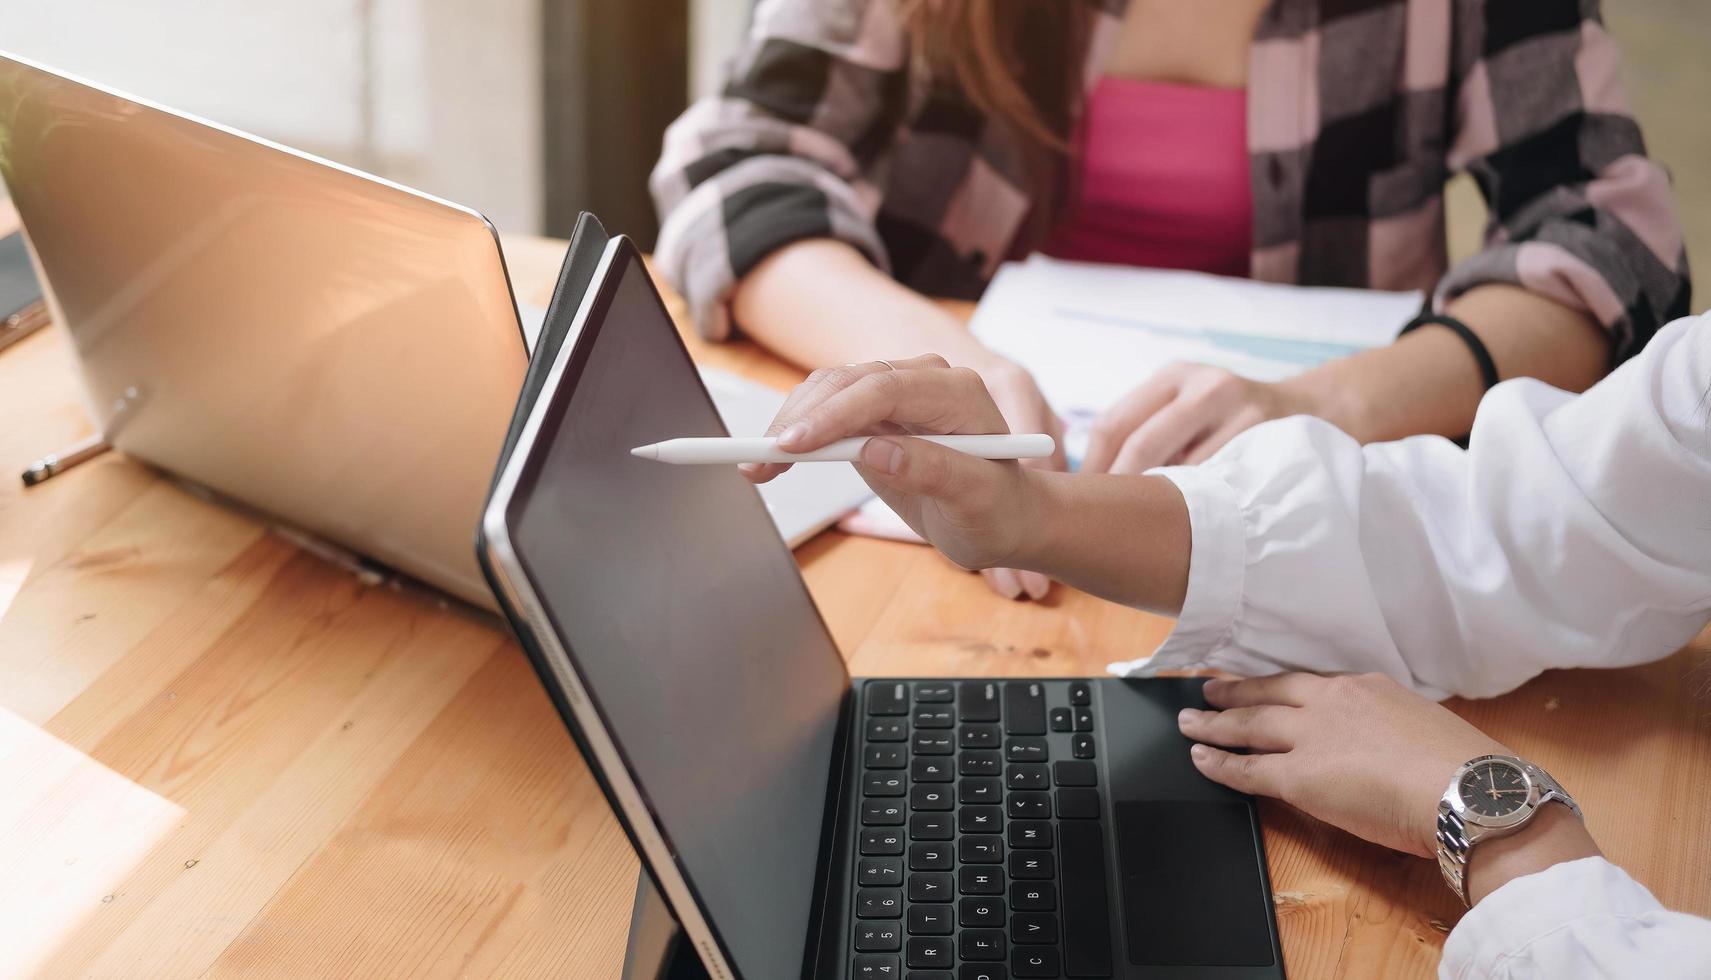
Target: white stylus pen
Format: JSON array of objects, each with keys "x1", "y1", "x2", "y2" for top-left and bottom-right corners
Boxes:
[{"x1": 630, "y1": 433, "x2": 1055, "y2": 465}]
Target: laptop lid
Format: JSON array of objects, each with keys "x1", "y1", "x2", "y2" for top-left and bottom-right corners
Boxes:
[
  {"x1": 479, "y1": 237, "x2": 851, "y2": 980},
  {"x1": 0, "y1": 51, "x2": 526, "y2": 609}
]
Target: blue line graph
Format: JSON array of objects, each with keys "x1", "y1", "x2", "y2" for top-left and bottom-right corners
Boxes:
[{"x1": 1054, "y1": 307, "x2": 1370, "y2": 367}]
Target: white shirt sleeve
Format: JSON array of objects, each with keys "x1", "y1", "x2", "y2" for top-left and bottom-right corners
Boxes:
[
  {"x1": 1439, "y1": 856, "x2": 1711, "y2": 979},
  {"x1": 1110, "y1": 314, "x2": 1711, "y2": 700}
]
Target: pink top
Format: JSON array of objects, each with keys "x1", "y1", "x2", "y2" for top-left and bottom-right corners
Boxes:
[{"x1": 1044, "y1": 77, "x2": 1252, "y2": 277}]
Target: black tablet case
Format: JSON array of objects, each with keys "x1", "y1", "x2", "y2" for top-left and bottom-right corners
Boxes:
[
  {"x1": 1, "y1": 231, "x2": 44, "y2": 320},
  {"x1": 474, "y1": 215, "x2": 718, "y2": 976}
]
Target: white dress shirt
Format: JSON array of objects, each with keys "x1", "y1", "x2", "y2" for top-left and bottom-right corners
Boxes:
[{"x1": 1111, "y1": 314, "x2": 1711, "y2": 977}]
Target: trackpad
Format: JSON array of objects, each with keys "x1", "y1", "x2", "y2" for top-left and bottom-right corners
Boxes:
[{"x1": 1114, "y1": 801, "x2": 1275, "y2": 967}]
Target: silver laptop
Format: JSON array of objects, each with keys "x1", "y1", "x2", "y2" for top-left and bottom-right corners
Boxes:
[{"x1": 0, "y1": 52, "x2": 527, "y2": 609}]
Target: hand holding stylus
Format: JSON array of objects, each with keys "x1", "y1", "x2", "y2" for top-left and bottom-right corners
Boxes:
[{"x1": 738, "y1": 355, "x2": 1052, "y2": 576}]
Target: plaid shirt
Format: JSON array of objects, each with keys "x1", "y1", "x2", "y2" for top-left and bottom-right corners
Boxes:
[{"x1": 651, "y1": 0, "x2": 1690, "y2": 362}]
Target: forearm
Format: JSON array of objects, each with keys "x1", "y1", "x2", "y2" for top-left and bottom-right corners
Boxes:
[
  {"x1": 1464, "y1": 803, "x2": 1602, "y2": 907},
  {"x1": 1010, "y1": 471, "x2": 1191, "y2": 614},
  {"x1": 729, "y1": 238, "x2": 998, "y2": 370},
  {"x1": 1282, "y1": 284, "x2": 1609, "y2": 443}
]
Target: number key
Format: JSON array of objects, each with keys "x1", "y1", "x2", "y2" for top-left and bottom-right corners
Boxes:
[
  {"x1": 856, "y1": 887, "x2": 902, "y2": 918},
  {"x1": 851, "y1": 953, "x2": 899, "y2": 978},
  {"x1": 861, "y1": 828, "x2": 904, "y2": 855},
  {"x1": 859, "y1": 858, "x2": 903, "y2": 887},
  {"x1": 854, "y1": 920, "x2": 901, "y2": 951},
  {"x1": 864, "y1": 772, "x2": 906, "y2": 797}
]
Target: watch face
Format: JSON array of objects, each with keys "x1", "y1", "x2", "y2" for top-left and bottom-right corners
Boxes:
[{"x1": 1458, "y1": 760, "x2": 1529, "y2": 818}]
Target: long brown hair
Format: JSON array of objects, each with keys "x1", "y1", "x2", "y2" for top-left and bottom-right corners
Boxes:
[{"x1": 901, "y1": 0, "x2": 1096, "y2": 245}]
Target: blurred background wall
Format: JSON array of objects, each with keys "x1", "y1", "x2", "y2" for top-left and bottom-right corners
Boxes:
[{"x1": 0, "y1": 0, "x2": 1704, "y2": 308}]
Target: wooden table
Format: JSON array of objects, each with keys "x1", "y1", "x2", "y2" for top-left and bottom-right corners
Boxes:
[{"x1": 3, "y1": 208, "x2": 1708, "y2": 978}]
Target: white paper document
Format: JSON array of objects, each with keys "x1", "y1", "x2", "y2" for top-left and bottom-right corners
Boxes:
[{"x1": 968, "y1": 255, "x2": 1423, "y2": 464}]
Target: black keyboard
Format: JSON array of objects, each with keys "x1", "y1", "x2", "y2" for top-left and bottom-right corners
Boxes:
[{"x1": 850, "y1": 679, "x2": 1114, "y2": 980}]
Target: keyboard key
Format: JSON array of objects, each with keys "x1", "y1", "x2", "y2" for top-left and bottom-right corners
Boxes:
[
  {"x1": 868, "y1": 719, "x2": 908, "y2": 742},
  {"x1": 865, "y1": 772, "x2": 906, "y2": 797},
  {"x1": 852, "y1": 953, "x2": 900, "y2": 978},
  {"x1": 1003, "y1": 682, "x2": 1046, "y2": 735},
  {"x1": 867, "y1": 746, "x2": 907, "y2": 769},
  {"x1": 960, "y1": 751, "x2": 1002, "y2": 776},
  {"x1": 959, "y1": 966, "x2": 1007, "y2": 980},
  {"x1": 914, "y1": 707, "x2": 955, "y2": 729},
  {"x1": 1071, "y1": 734, "x2": 1096, "y2": 759},
  {"x1": 960, "y1": 929, "x2": 1007, "y2": 961},
  {"x1": 958, "y1": 681, "x2": 1001, "y2": 722},
  {"x1": 1010, "y1": 882, "x2": 1056, "y2": 911},
  {"x1": 958, "y1": 865, "x2": 1004, "y2": 895},
  {"x1": 911, "y1": 813, "x2": 953, "y2": 840},
  {"x1": 959, "y1": 777, "x2": 1002, "y2": 805},
  {"x1": 958, "y1": 835, "x2": 1003, "y2": 864},
  {"x1": 857, "y1": 888, "x2": 903, "y2": 918},
  {"x1": 1053, "y1": 760, "x2": 1097, "y2": 787},
  {"x1": 868, "y1": 682, "x2": 910, "y2": 716},
  {"x1": 1005, "y1": 738, "x2": 1047, "y2": 763},
  {"x1": 1056, "y1": 787, "x2": 1101, "y2": 819},
  {"x1": 855, "y1": 921, "x2": 900, "y2": 955},
  {"x1": 1048, "y1": 707, "x2": 1073, "y2": 732},
  {"x1": 864, "y1": 801, "x2": 905, "y2": 825},
  {"x1": 914, "y1": 732, "x2": 954, "y2": 755},
  {"x1": 1007, "y1": 820, "x2": 1053, "y2": 849},
  {"x1": 1008, "y1": 851, "x2": 1054, "y2": 880},
  {"x1": 907, "y1": 937, "x2": 954, "y2": 969},
  {"x1": 959, "y1": 805, "x2": 1003, "y2": 833},
  {"x1": 1068, "y1": 682, "x2": 1091, "y2": 706},
  {"x1": 959, "y1": 723, "x2": 1001, "y2": 749},
  {"x1": 912, "y1": 757, "x2": 954, "y2": 782},
  {"x1": 1010, "y1": 913, "x2": 1058, "y2": 945},
  {"x1": 908, "y1": 904, "x2": 953, "y2": 935},
  {"x1": 1006, "y1": 764, "x2": 1049, "y2": 790},
  {"x1": 856, "y1": 921, "x2": 902, "y2": 951},
  {"x1": 910, "y1": 785, "x2": 953, "y2": 811},
  {"x1": 1006, "y1": 792, "x2": 1051, "y2": 819},
  {"x1": 862, "y1": 829, "x2": 905, "y2": 855},
  {"x1": 1012, "y1": 946, "x2": 1061, "y2": 978},
  {"x1": 915, "y1": 682, "x2": 955, "y2": 703},
  {"x1": 1059, "y1": 819, "x2": 1114, "y2": 977},
  {"x1": 960, "y1": 897, "x2": 1004, "y2": 927},
  {"x1": 908, "y1": 973, "x2": 952, "y2": 980},
  {"x1": 909, "y1": 872, "x2": 954, "y2": 902},
  {"x1": 1073, "y1": 707, "x2": 1094, "y2": 732},
  {"x1": 860, "y1": 858, "x2": 904, "y2": 887},
  {"x1": 909, "y1": 842, "x2": 953, "y2": 871}
]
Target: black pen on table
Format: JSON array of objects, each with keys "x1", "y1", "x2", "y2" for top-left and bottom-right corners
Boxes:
[{"x1": 21, "y1": 433, "x2": 110, "y2": 487}]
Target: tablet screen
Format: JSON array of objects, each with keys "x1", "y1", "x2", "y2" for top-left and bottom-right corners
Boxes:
[{"x1": 504, "y1": 243, "x2": 849, "y2": 977}]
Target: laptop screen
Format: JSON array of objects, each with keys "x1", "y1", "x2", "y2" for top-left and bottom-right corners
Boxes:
[{"x1": 503, "y1": 242, "x2": 850, "y2": 977}]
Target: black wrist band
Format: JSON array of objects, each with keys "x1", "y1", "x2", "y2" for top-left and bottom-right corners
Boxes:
[{"x1": 1400, "y1": 312, "x2": 1500, "y2": 392}]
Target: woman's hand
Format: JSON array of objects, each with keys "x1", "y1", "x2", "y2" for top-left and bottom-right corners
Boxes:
[
  {"x1": 1083, "y1": 363, "x2": 1316, "y2": 474},
  {"x1": 743, "y1": 356, "x2": 1046, "y2": 572},
  {"x1": 1176, "y1": 672, "x2": 1512, "y2": 857}
]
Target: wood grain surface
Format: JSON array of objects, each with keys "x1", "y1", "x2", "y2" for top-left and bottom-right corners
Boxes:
[{"x1": 3, "y1": 204, "x2": 1708, "y2": 978}]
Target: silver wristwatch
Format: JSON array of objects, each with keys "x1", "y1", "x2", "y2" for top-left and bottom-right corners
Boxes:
[{"x1": 1435, "y1": 754, "x2": 1582, "y2": 906}]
